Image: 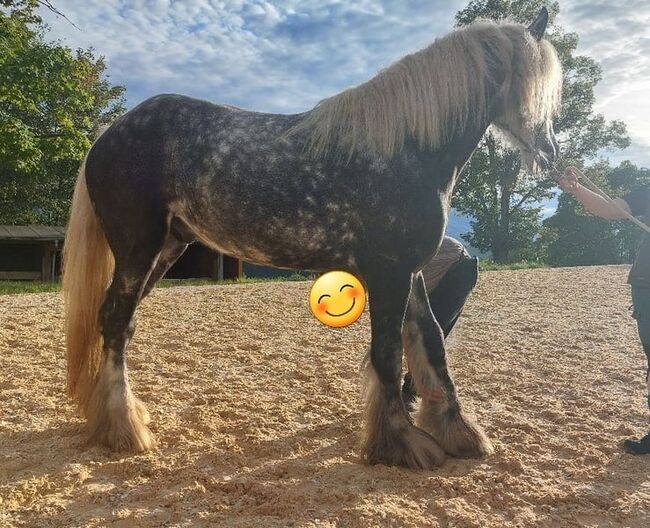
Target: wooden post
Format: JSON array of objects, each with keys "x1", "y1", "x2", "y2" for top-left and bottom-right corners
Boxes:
[
  {"x1": 42, "y1": 242, "x2": 53, "y2": 282},
  {"x1": 53, "y1": 240, "x2": 60, "y2": 281}
]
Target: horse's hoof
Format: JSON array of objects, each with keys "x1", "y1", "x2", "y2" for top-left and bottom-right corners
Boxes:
[
  {"x1": 362, "y1": 423, "x2": 446, "y2": 470},
  {"x1": 362, "y1": 361, "x2": 445, "y2": 469},
  {"x1": 87, "y1": 408, "x2": 155, "y2": 452},
  {"x1": 85, "y1": 382, "x2": 155, "y2": 452},
  {"x1": 417, "y1": 404, "x2": 493, "y2": 458}
]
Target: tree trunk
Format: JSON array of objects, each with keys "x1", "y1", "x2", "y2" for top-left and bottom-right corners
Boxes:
[
  {"x1": 492, "y1": 154, "x2": 520, "y2": 264},
  {"x1": 492, "y1": 208, "x2": 510, "y2": 264}
]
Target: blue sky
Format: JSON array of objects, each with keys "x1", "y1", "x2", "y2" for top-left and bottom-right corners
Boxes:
[
  {"x1": 39, "y1": 1, "x2": 650, "y2": 169},
  {"x1": 34, "y1": 0, "x2": 650, "y2": 191}
]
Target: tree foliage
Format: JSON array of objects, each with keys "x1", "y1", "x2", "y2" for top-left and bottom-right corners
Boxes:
[
  {"x1": 543, "y1": 161, "x2": 650, "y2": 266},
  {"x1": 0, "y1": 0, "x2": 125, "y2": 225},
  {"x1": 452, "y1": 0, "x2": 629, "y2": 263}
]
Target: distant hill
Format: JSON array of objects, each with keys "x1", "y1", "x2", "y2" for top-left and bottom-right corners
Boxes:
[{"x1": 446, "y1": 210, "x2": 489, "y2": 258}]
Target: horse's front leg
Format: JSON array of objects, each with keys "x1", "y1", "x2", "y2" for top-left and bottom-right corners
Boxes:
[
  {"x1": 403, "y1": 271, "x2": 493, "y2": 458},
  {"x1": 361, "y1": 267, "x2": 445, "y2": 469}
]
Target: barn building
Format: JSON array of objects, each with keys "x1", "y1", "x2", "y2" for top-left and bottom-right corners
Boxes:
[
  {"x1": 165, "y1": 243, "x2": 243, "y2": 281},
  {"x1": 0, "y1": 225, "x2": 296, "y2": 282},
  {"x1": 0, "y1": 225, "x2": 65, "y2": 281}
]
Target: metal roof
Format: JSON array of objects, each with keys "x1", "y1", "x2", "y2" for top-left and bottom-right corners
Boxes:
[{"x1": 0, "y1": 225, "x2": 66, "y2": 241}]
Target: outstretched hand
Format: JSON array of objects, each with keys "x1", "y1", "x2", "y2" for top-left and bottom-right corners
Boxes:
[{"x1": 557, "y1": 166, "x2": 580, "y2": 193}]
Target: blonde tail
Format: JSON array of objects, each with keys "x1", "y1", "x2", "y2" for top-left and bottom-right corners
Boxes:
[{"x1": 63, "y1": 159, "x2": 114, "y2": 414}]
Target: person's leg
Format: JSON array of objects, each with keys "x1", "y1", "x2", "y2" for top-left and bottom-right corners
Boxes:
[
  {"x1": 402, "y1": 257, "x2": 478, "y2": 408},
  {"x1": 426, "y1": 256, "x2": 479, "y2": 337},
  {"x1": 623, "y1": 286, "x2": 650, "y2": 455},
  {"x1": 643, "y1": 340, "x2": 650, "y2": 414},
  {"x1": 646, "y1": 342, "x2": 650, "y2": 411}
]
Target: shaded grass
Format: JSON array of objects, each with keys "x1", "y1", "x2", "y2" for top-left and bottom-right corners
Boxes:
[
  {"x1": 0, "y1": 273, "x2": 313, "y2": 296},
  {"x1": 157, "y1": 273, "x2": 312, "y2": 288},
  {"x1": 0, "y1": 281, "x2": 63, "y2": 295},
  {"x1": 0, "y1": 265, "x2": 556, "y2": 295},
  {"x1": 478, "y1": 260, "x2": 549, "y2": 271}
]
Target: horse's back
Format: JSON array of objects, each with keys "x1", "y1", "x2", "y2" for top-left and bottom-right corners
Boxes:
[
  {"x1": 82, "y1": 94, "x2": 319, "y2": 263},
  {"x1": 84, "y1": 94, "x2": 288, "y2": 204},
  {"x1": 90, "y1": 94, "x2": 238, "y2": 156}
]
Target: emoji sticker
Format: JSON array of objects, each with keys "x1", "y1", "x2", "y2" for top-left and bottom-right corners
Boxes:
[{"x1": 309, "y1": 271, "x2": 366, "y2": 328}]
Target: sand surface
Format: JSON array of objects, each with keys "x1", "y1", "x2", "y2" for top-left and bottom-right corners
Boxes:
[{"x1": 1, "y1": 266, "x2": 649, "y2": 527}]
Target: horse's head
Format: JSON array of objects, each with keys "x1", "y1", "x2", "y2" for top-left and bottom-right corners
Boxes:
[{"x1": 491, "y1": 8, "x2": 563, "y2": 173}]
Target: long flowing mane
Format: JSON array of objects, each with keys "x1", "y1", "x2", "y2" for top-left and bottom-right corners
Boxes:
[{"x1": 294, "y1": 20, "x2": 562, "y2": 158}]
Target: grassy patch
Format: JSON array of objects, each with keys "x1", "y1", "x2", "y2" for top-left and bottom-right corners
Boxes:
[
  {"x1": 478, "y1": 260, "x2": 549, "y2": 271},
  {"x1": 0, "y1": 281, "x2": 63, "y2": 295},
  {"x1": 158, "y1": 273, "x2": 312, "y2": 288},
  {"x1": 0, "y1": 273, "x2": 313, "y2": 296},
  {"x1": 0, "y1": 264, "x2": 558, "y2": 295}
]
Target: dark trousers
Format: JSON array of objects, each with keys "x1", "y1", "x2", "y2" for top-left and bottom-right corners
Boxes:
[
  {"x1": 632, "y1": 286, "x2": 650, "y2": 367},
  {"x1": 402, "y1": 256, "x2": 479, "y2": 406},
  {"x1": 631, "y1": 287, "x2": 650, "y2": 416}
]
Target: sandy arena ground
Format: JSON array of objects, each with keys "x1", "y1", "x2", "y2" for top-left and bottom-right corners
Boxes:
[{"x1": 1, "y1": 265, "x2": 650, "y2": 527}]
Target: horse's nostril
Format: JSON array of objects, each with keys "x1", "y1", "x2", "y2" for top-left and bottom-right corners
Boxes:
[{"x1": 551, "y1": 136, "x2": 560, "y2": 159}]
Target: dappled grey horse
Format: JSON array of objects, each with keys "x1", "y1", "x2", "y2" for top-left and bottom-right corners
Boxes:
[{"x1": 63, "y1": 9, "x2": 561, "y2": 469}]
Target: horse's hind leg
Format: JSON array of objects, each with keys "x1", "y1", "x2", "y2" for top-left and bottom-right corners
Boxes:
[
  {"x1": 361, "y1": 267, "x2": 445, "y2": 469},
  {"x1": 140, "y1": 235, "x2": 189, "y2": 301},
  {"x1": 86, "y1": 244, "x2": 163, "y2": 451},
  {"x1": 403, "y1": 271, "x2": 492, "y2": 458}
]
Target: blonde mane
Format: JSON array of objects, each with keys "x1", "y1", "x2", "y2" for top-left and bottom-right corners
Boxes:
[{"x1": 294, "y1": 20, "x2": 562, "y2": 158}]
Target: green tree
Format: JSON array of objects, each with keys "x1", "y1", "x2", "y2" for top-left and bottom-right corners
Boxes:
[
  {"x1": 452, "y1": 0, "x2": 629, "y2": 263},
  {"x1": 0, "y1": 0, "x2": 125, "y2": 225},
  {"x1": 543, "y1": 161, "x2": 650, "y2": 266}
]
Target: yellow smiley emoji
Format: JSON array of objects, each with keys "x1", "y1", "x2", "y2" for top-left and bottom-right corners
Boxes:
[{"x1": 309, "y1": 271, "x2": 366, "y2": 328}]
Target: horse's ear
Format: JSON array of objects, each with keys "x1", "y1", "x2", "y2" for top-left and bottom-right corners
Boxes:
[{"x1": 527, "y1": 7, "x2": 549, "y2": 41}]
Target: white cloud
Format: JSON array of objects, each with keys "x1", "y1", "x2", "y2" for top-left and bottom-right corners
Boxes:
[
  {"x1": 558, "y1": 0, "x2": 650, "y2": 167},
  {"x1": 606, "y1": 133, "x2": 650, "y2": 167},
  {"x1": 37, "y1": 1, "x2": 649, "y2": 168},
  {"x1": 40, "y1": 0, "x2": 464, "y2": 113}
]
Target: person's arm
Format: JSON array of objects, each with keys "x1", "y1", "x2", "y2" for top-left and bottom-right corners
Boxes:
[{"x1": 558, "y1": 167, "x2": 632, "y2": 220}]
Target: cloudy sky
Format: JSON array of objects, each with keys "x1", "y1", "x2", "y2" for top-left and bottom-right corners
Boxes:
[{"x1": 39, "y1": 0, "x2": 650, "y2": 167}]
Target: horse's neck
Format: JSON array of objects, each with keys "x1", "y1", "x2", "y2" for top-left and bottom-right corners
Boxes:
[
  {"x1": 419, "y1": 118, "x2": 492, "y2": 198},
  {"x1": 431, "y1": 55, "x2": 505, "y2": 196}
]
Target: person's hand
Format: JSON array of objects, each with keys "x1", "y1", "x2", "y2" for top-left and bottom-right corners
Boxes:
[{"x1": 558, "y1": 166, "x2": 580, "y2": 193}]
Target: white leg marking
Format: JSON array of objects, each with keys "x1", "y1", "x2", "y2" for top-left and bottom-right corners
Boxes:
[{"x1": 403, "y1": 290, "x2": 448, "y2": 408}]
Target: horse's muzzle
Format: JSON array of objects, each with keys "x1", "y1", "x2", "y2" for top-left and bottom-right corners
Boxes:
[{"x1": 536, "y1": 129, "x2": 559, "y2": 171}]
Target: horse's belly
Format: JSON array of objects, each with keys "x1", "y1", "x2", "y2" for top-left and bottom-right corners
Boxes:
[{"x1": 175, "y1": 206, "x2": 357, "y2": 273}]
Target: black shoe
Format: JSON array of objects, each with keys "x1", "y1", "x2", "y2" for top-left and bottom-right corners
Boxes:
[{"x1": 623, "y1": 431, "x2": 650, "y2": 455}]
